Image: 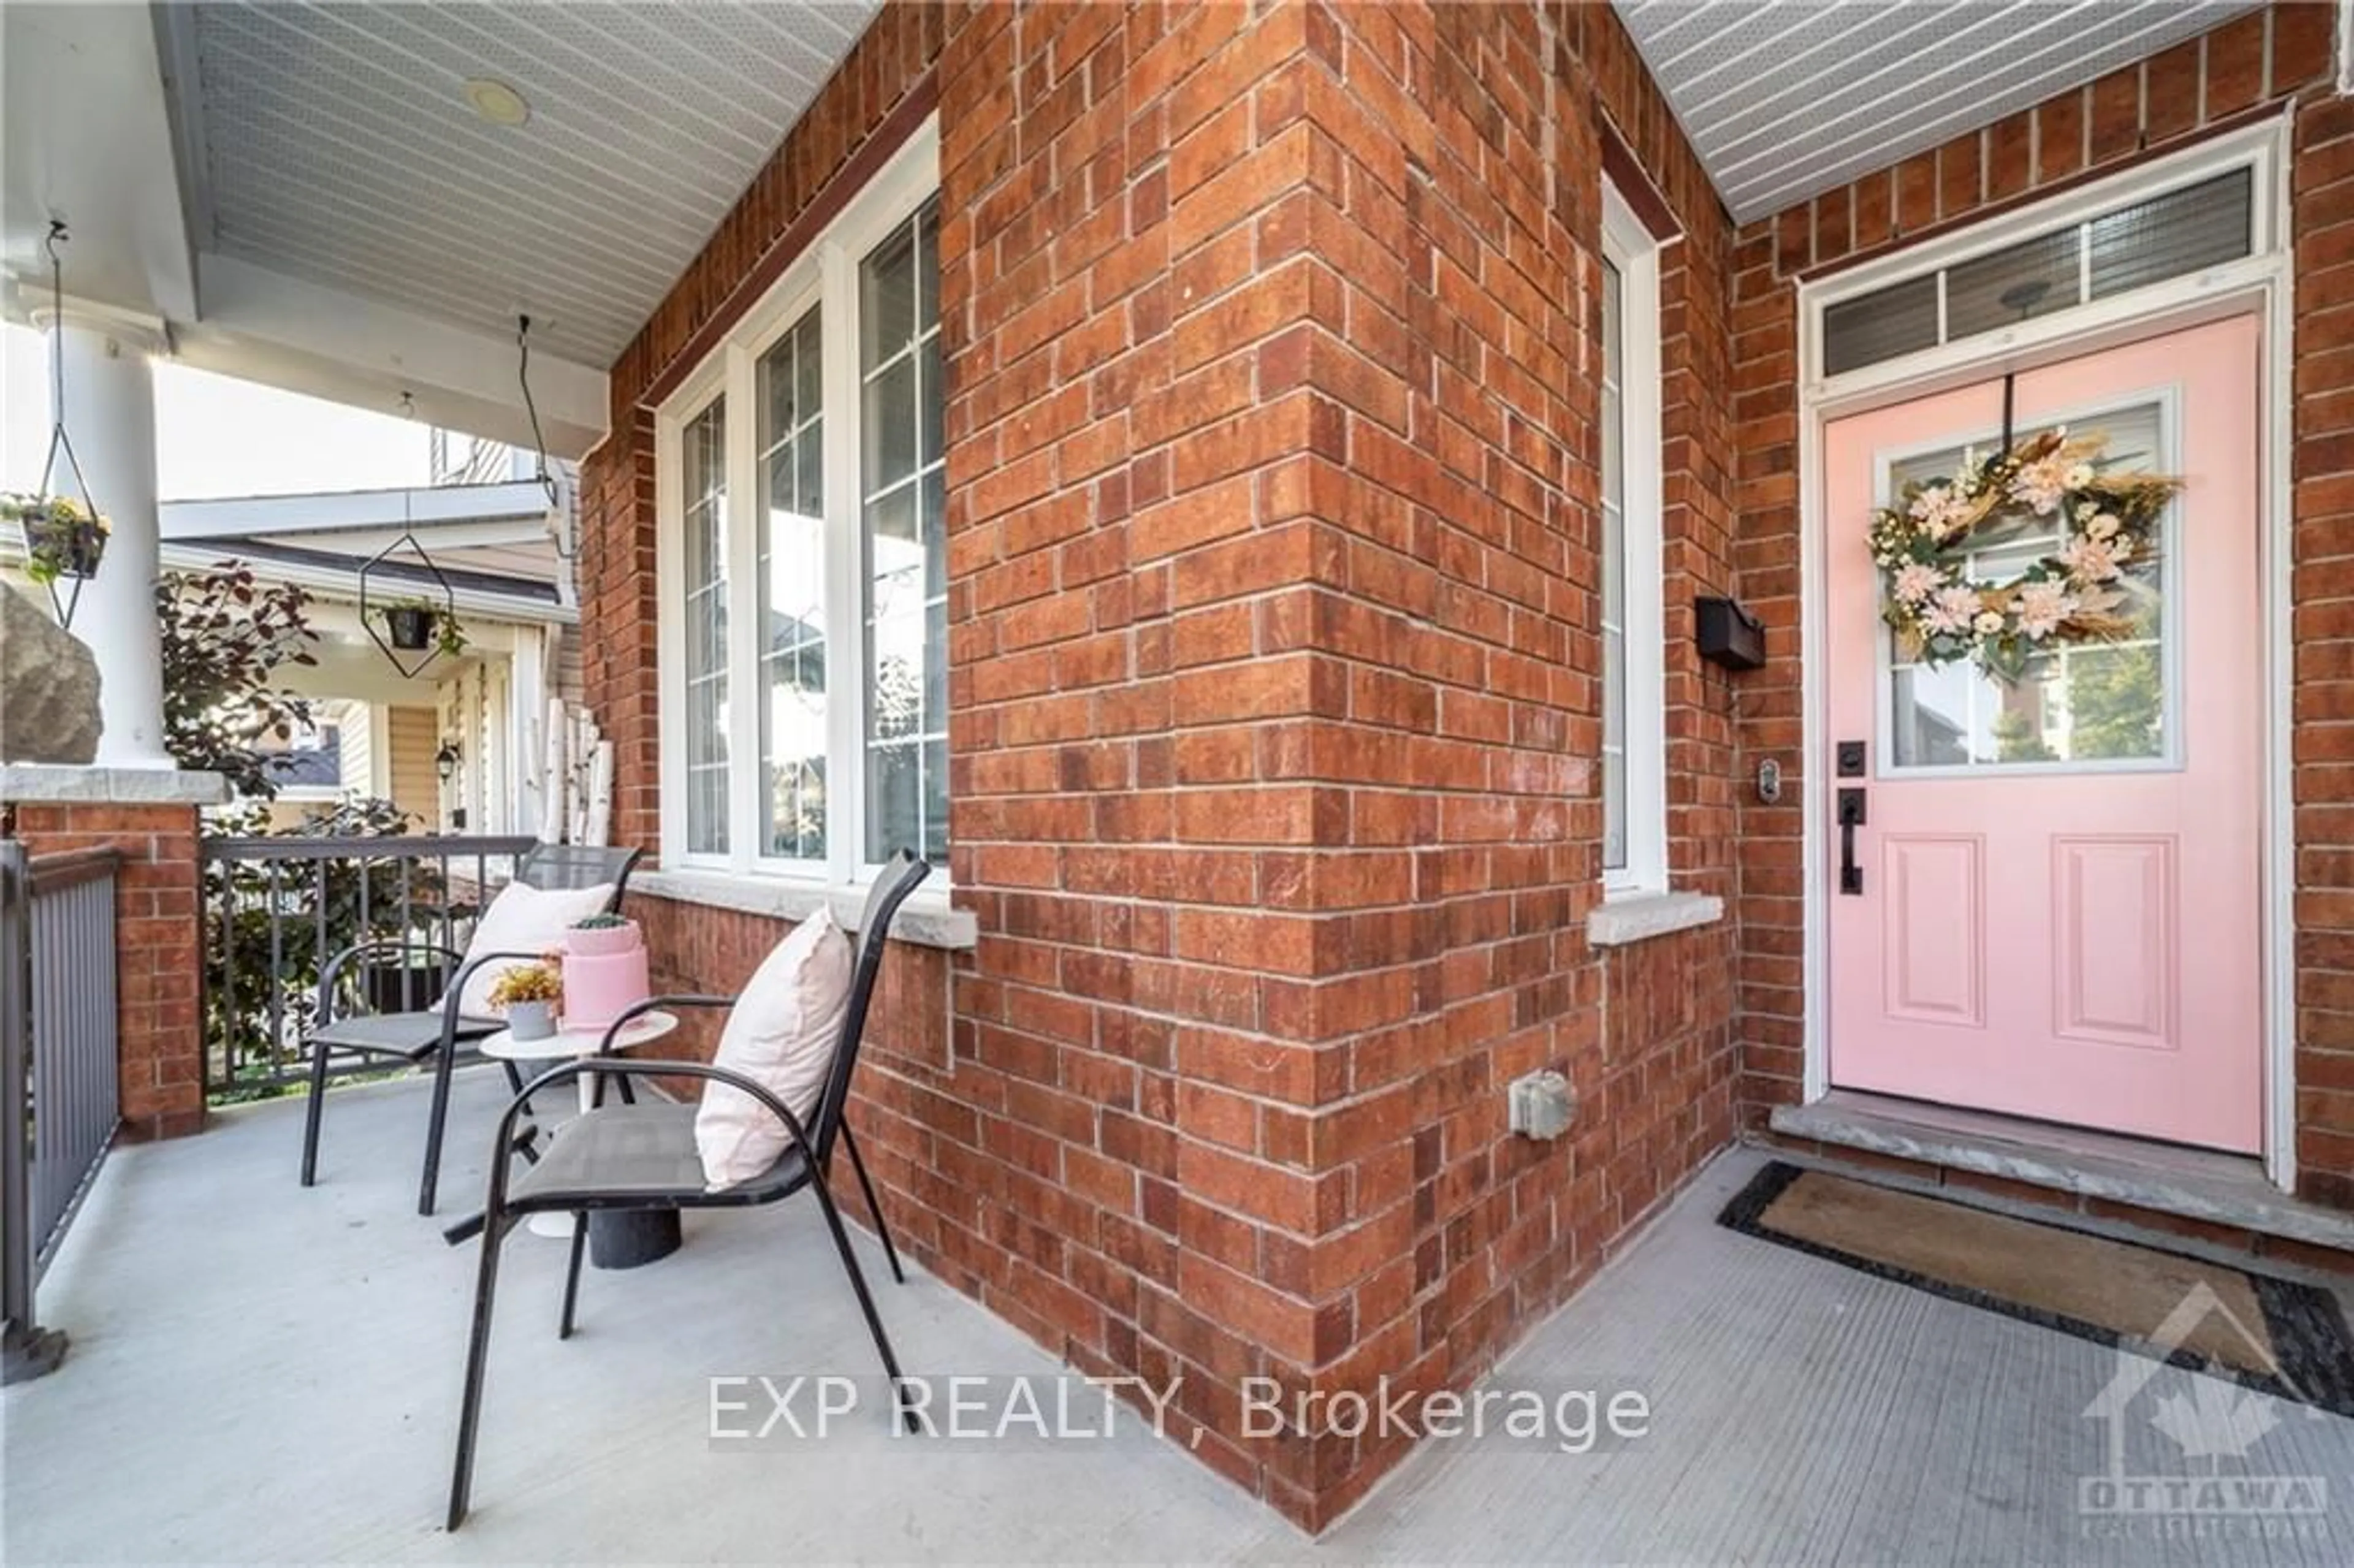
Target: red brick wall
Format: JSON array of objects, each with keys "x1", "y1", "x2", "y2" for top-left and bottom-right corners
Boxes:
[
  {"x1": 936, "y1": 0, "x2": 1743, "y2": 1526},
  {"x1": 7, "y1": 804, "x2": 204, "y2": 1140},
  {"x1": 2295, "y1": 44, "x2": 2354, "y2": 1206},
  {"x1": 1218, "y1": 0, "x2": 1743, "y2": 1521},
  {"x1": 1727, "y1": 5, "x2": 2354, "y2": 1198},
  {"x1": 940, "y1": 0, "x2": 1341, "y2": 1512},
  {"x1": 577, "y1": 0, "x2": 1729, "y2": 1532}
]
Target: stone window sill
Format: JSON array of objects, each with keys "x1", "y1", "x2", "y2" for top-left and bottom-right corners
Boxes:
[
  {"x1": 1586, "y1": 890, "x2": 1724, "y2": 948},
  {"x1": 630, "y1": 867, "x2": 977, "y2": 951}
]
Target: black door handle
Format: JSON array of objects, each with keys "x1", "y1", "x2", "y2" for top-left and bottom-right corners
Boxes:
[{"x1": 1837, "y1": 787, "x2": 1867, "y2": 895}]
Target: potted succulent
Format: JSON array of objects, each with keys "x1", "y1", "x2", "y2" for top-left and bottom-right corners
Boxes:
[
  {"x1": 486, "y1": 960, "x2": 563, "y2": 1042},
  {"x1": 376, "y1": 596, "x2": 469, "y2": 660},
  {"x1": 565, "y1": 911, "x2": 640, "y2": 955},
  {"x1": 2, "y1": 492, "x2": 109, "y2": 584}
]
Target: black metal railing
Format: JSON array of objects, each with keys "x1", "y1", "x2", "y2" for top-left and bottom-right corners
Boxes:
[
  {"x1": 4, "y1": 842, "x2": 123, "y2": 1383},
  {"x1": 200, "y1": 835, "x2": 538, "y2": 1101}
]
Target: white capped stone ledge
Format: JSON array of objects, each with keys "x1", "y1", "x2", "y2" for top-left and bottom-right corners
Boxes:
[
  {"x1": 1586, "y1": 889, "x2": 1724, "y2": 946},
  {"x1": 0, "y1": 764, "x2": 228, "y2": 805},
  {"x1": 632, "y1": 868, "x2": 978, "y2": 951}
]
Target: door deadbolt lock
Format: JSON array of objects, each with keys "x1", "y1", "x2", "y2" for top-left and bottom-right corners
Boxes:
[{"x1": 1836, "y1": 740, "x2": 1867, "y2": 778}]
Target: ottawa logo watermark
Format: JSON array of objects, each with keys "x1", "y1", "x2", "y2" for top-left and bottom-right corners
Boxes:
[{"x1": 2076, "y1": 1282, "x2": 2334, "y2": 1545}]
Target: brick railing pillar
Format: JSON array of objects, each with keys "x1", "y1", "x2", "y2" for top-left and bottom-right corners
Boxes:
[{"x1": 2, "y1": 767, "x2": 226, "y2": 1140}]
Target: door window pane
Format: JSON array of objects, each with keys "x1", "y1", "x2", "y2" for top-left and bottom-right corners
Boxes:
[
  {"x1": 1886, "y1": 402, "x2": 2169, "y2": 769},
  {"x1": 681, "y1": 397, "x2": 730, "y2": 853},
  {"x1": 861, "y1": 200, "x2": 948, "y2": 863},
  {"x1": 757, "y1": 309, "x2": 826, "y2": 860}
]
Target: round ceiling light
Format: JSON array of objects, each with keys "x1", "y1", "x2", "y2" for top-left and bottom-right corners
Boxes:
[{"x1": 463, "y1": 77, "x2": 530, "y2": 127}]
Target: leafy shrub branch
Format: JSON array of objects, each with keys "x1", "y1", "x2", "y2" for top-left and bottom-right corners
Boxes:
[{"x1": 158, "y1": 561, "x2": 320, "y2": 798}]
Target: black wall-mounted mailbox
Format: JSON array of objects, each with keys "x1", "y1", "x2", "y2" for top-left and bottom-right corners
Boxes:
[{"x1": 1694, "y1": 596, "x2": 1766, "y2": 671}]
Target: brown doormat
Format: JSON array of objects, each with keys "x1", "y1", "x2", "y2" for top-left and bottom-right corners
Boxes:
[{"x1": 1720, "y1": 1161, "x2": 2354, "y2": 1418}]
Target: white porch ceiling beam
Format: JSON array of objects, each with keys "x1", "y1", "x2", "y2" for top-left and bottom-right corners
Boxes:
[
  {"x1": 174, "y1": 253, "x2": 606, "y2": 458},
  {"x1": 162, "y1": 481, "x2": 556, "y2": 541}
]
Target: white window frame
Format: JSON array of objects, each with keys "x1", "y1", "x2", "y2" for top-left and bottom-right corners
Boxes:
[
  {"x1": 656, "y1": 116, "x2": 942, "y2": 887},
  {"x1": 1600, "y1": 183, "x2": 1668, "y2": 899}
]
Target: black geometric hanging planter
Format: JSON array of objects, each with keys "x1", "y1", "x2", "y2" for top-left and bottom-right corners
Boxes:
[{"x1": 359, "y1": 528, "x2": 467, "y2": 679}]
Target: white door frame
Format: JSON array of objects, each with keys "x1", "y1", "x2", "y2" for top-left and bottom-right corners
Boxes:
[{"x1": 1790, "y1": 114, "x2": 2298, "y2": 1189}]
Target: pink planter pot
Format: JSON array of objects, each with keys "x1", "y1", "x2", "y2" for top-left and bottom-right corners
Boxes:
[
  {"x1": 563, "y1": 920, "x2": 650, "y2": 1033},
  {"x1": 565, "y1": 920, "x2": 641, "y2": 957}
]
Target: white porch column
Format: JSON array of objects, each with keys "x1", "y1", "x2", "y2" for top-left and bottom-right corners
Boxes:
[{"x1": 44, "y1": 315, "x2": 172, "y2": 767}]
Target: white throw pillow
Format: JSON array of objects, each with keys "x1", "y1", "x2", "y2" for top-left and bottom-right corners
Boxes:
[
  {"x1": 696, "y1": 907, "x2": 855, "y2": 1191},
  {"x1": 442, "y1": 880, "x2": 619, "y2": 1019}
]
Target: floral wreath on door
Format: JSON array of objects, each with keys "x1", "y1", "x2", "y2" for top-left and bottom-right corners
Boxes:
[{"x1": 1867, "y1": 428, "x2": 2181, "y2": 683}]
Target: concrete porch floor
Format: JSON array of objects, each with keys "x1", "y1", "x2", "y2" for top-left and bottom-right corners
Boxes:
[{"x1": 10, "y1": 1070, "x2": 2354, "y2": 1564}]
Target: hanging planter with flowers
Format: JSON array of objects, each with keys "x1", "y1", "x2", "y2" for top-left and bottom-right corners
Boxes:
[
  {"x1": 2, "y1": 493, "x2": 108, "y2": 586},
  {"x1": 18, "y1": 222, "x2": 109, "y2": 629}
]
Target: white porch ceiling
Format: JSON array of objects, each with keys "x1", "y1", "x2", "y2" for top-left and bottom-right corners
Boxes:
[
  {"x1": 179, "y1": 1, "x2": 877, "y2": 368},
  {"x1": 1616, "y1": 1, "x2": 2262, "y2": 225},
  {"x1": 1, "y1": 2, "x2": 879, "y2": 457}
]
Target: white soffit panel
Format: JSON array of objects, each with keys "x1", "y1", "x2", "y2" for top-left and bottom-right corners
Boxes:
[
  {"x1": 1615, "y1": 1, "x2": 2265, "y2": 224},
  {"x1": 188, "y1": 1, "x2": 878, "y2": 366}
]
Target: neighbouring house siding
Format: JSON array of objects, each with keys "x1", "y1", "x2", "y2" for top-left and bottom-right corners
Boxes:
[
  {"x1": 333, "y1": 699, "x2": 375, "y2": 801},
  {"x1": 386, "y1": 704, "x2": 440, "y2": 830},
  {"x1": 575, "y1": 0, "x2": 1744, "y2": 1529},
  {"x1": 1725, "y1": 4, "x2": 2354, "y2": 1199},
  {"x1": 554, "y1": 624, "x2": 584, "y2": 706}
]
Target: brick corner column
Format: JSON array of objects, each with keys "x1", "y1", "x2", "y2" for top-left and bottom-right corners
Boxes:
[{"x1": 3, "y1": 767, "x2": 226, "y2": 1141}]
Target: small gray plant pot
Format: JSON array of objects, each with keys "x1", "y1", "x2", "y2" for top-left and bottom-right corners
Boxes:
[{"x1": 506, "y1": 1000, "x2": 558, "y2": 1042}]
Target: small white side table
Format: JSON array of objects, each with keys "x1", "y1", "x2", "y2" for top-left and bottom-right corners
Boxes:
[{"x1": 479, "y1": 1010, "x2": 679, "y2": 1239}]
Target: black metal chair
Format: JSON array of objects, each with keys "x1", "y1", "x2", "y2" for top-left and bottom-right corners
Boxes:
[
  {"x1": 299, "y1": 843, "x2": 642, "y2": 1216},
  {"x1": 443, "y1": 850, "x2": 929, "y2": 1531}
]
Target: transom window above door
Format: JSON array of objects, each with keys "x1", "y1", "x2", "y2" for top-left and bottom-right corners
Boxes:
[
  {"x1": 658, "y1": 122, "x2": 945, "y2": 885},
  {"x1": 1807, "y1": 128, "x2": 2282, "y2": 387}
]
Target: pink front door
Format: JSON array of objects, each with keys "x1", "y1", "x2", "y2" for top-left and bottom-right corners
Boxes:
[{"x1": 1824, "y1": 315, "x2": 2263, "y2": 1152}]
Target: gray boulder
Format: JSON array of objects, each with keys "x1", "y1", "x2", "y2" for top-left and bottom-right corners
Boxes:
[{"x1": 0, "y1": 584, "x2": 102, "y2": 765}]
